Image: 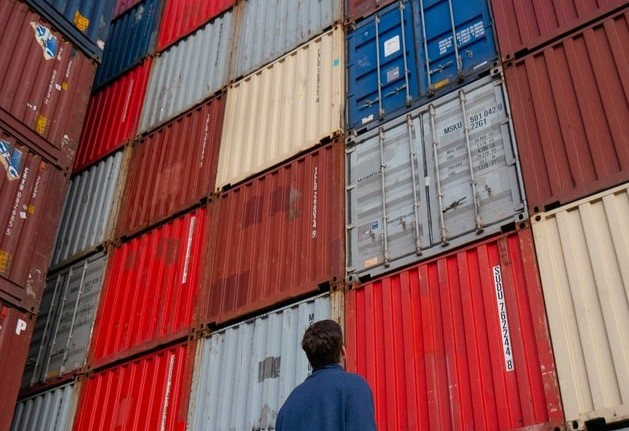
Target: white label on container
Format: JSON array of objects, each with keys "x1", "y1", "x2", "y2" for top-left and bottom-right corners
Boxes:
[
  {"x1": 361, "y1": 114, "x2": 374, "y2": 125},
  {"x1": 493, "y1": 265, "x2": 514, "y2": 371},
  {"x1": 160, "y1": 353, "x2": 176, "y2": 431},
  {"x1": 181, "y1": 216, "x2": 196, "y2": 284},
  {"x1": 386, "y1": 66, "x2": 400, "y2": 83},
  {"x1": 384, "y1": 35, "x2": 400, "y2": 57}
]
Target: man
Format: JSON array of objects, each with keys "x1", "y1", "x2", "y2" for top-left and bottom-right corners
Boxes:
[{"x1": 276, "y1": 319, "x2": 377, "y2": 431}]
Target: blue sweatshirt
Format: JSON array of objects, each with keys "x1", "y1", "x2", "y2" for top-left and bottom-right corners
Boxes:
[{"x1": 276, "y1": 364, "x2": 377, "y2": 431}]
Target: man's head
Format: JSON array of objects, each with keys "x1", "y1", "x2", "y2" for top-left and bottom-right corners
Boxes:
[{"x1": 301, "y1": 319, "x2": 344, "y2": 369}]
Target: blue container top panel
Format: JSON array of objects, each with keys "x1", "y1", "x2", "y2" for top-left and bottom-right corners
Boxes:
[{"x1": 49, "y1": 0, "x2": 116, "y2": 47}]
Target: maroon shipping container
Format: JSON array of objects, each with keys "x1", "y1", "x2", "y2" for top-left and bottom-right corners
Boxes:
[
  {"x1": 345, "y1": 0, "x2": 397, "y2": 22},
  {"x1": 505, "y1": 9, "x2": 629, "y2": 213},
  {"x1": 157, "y1": 0, "x2": 235, "y2": 51},
  {"x1": 201, "y1": 140, "x2": 345, "y2": 326},
  {"x1": 346, "y1": 228, "x2": 565, "y2": 430},
  {"x1": 74, "y1": 59, "x2": 152, "y2": 173},
  {"x1": 89, "y1": 208, "x2": 206, "y2": 368},
  {"x1": 74, "y1": 342, "x2": 195, "y2": 431},
  {"x1": 491, "y1": 0, "x2": 627, "y2": 60},
  {"x1": 112, "y1": 0, "x2": 143, "y2": 19},
  {"x1": 1, "y1": 126, "x2": 67, "y2": 313},
  {"x1": 0, "y1": 301, "x2": 34, "y2": 431},
  {"x1": 0, "y1": 0, "x2": 96, "y2": 172},
  {"x1": 116, "y1": 94, "x2": 226, "y2": 240}
]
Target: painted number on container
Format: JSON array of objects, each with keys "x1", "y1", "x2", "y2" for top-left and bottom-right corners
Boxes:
[{"x1": 493, "y1": 265, "x2": 514, "y2": 372}]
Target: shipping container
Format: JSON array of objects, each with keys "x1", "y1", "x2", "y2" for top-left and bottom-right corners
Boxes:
[
  {"x1": 345, "y1": 229, "x2": 565, "y2": 430},
  {"x1": 157, "y1": 0, "x2": 234, "y2": 51},
  {"x1": 22, "y1": 252, "x2": 107, "y2": 389},
  {"x1": 346, "y1": 0, "x2": 397, "y2": 22},
  {"x1": 346, "y1": 0, "x2": 498, "y2": 132},
  {"x1": 117, "y1": 95, "x2": 225, "y2": 239},
  {"x1": 0, "y1": 301, "x2": 35, "y2": 431},
  {"x1": 112, "y1": 0, "x2": 142, "y2": 19},
  {"x1": 1, "y1": 132, "x2": 67, "y2": 313},
  {"x1": 202, "y1": 141, "x2": 344, "y2": 326},
  {"x1": 0, "y1": 0, "x2": 97, "y2": 172},
  {"x1": 491, "y1": 0, "x2": 627, "y2": 60},
  {"x1": 73, "y1": 342, "x2": 194, "y2": 431},
  {"x1": 347, "y1": 72, "x2": 526, "y2": 280},
  {"x1": 51, "y1": 151, "x2": 125, "y2": 268},
  {"x1": 188, "y1": 294, "x2": 330, "y2": 431},
  {"x1": 531, "y1": 183, "x2": 629, "y2": 430},
  {"x1": 24, "y1": 0, "x2": 116, "y2": 61},
  {"x1": 74, "y1": 59, "x2": 152, "y2": 172},
  {"x1": 92, "y1": 0, "x2": 160, "y2": 89},
  {"x1": 89, "y1": 208, "x2": 206, "y2": 368},
  {"x1": 230, "y1": 0, "x2": 342, "y2": 80},
  {"x1": 504, "y1": 9, "x2": 629, "y2": 213},
  {"x1": 138, "y1": 11, "x2": 232, "y2": 135},
  {"x1": 216, "y1": 27, "x2": 344, "y2": 190},
  {"x1": 11, "y1": 381, "x2": 78, "y2": 431}
]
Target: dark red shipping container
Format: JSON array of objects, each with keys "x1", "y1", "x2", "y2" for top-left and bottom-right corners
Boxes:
[
  {"x1": 74, "y1": 59, "x2": 152, "y2": 172},
  {"x1": 345, "y1": 0, "x2": 397, "y2": 22},
  {"x1": 0, "y1": 0, "x2": 96, "y2": 172},
  {"x1": 0, "y1": 301, "x2": 34, "y2": 431},
  {"x1": 505, "y1": 9, "x2": 629, "y2": 213},
  {"x1": 116, "y1": 94, "x2": 226, "y2": 239},
  {"x1": 74, "y1": 342, "x2": 195, "y2": 431},
  {"x1": 112, "y1": 0, "x2": 143, "y2": 19},
  {"x1": 491, "y1": 0, "x2": 627, "y2": 60},
  {"x1": 1, "y1": 126, "x2": 67, "y2": 313},
  {"x1": 89, "y1": 208, "x2": 206, "y2": 368},
  {"x1": 157, "y1": 0, "x2": 235, "y2": 51},
  {"x1": 345, "y1": 228, "x2": 565, "y2": 431},
  {"x1": 201, "y1": 140, "x2": 345, "y2": 326}
]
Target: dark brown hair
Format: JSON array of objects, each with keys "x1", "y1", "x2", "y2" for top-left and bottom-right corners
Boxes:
[{"x1": 301, "y1": 319, "x2": 343, "y2": 369}]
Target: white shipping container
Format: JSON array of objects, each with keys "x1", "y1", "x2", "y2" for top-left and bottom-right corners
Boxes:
[
  {"x1": 11, "y1": 382, "x2": 77, "y2": 431},
  {"x1": 216, "y1": 27, "x2": 344, "y2": 190},
  {"x1": 532, "y1": 183, "x2": 629, "y2": 430},
  {"x1": 187, "y1": 294, "x2": 330, "y2": 431}
]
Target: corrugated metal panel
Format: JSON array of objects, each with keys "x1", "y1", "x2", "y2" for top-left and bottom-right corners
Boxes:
[
  {"x1": 216, "y1": 27, "x2": 344, "y2": 190},
  {"x1": 24, "y1": 0, "x2": 116, "y2": 61},
  {"x1": 11, "y1": 381, "x2": 77, "y2": 431},
  {"x1": 22, "y1": 252, "x2": 108, "y2": 388},
  {"x1": 112, "y1": 0, "x2": 142, "y2": 19},
  {"x1": 138, "y1": 11, "x2": 232, "y2": 135},
  {"x1": 0, "y1": 0, "x2": 97, "y2": 172},
  {"x1": 505, "y1": 9, "x2": 629, "y2": 213},
  {"x1": 89, "y1": 208, "x2": 206, "y2": 368},
  {"x1": 531, "y1": 183, "x2": 629, "y2": 429},
  {"x1": 347, "y1": 72, "x2": 526, "y2": 280},
  {"x1": 491, "y1": 0, "x2": 627, "y2": 60},
  {"x1": 346, "y1": 0, "x2": 397, "y2": 22},
  {"x1": 51, "y1": 152, "x2": 124, "y2": 267},
  {"x1": 74, "y1": 59, "x2": 152, "y2": 173},
  {"x1": 73, "y1": 343, "x2": 194, "y2": 431},
  {"x1": 345, "y1": 229, "x2": 565, "y2": 430},
  {"x1": 347, "y1": 0, "x2": 498, "y2": 132},
  {"x1": 117, "y1": 95, "x2": 225, "y2": 239},
  {"x1": 230, "y1": 0, "x2": 342, "y2": 79},
  {"x1": 188, "y1": 294, "x2": 330, "y2": 431},
  {"x1": 157, "y1": 0, "x2": 234, "y2": 51},
  {"x1": 0, "y1": 301, "x2": 35, "y2": 431},
  {"x1": 92, "y1": 0, "x2": 159, "y2": 89},
  {"x1": 0, "y1": 131, "x2": 67, "y2": 313},
  {"x1": 202, "y1": 141, "x2": 344, "y2": 326}
]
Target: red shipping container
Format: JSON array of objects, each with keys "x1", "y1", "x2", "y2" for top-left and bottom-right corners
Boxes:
[
  {"x1": 0, "y1": 0, "x2": 96, "y2": 172},
  {"x1": 116, "y1": 94, "x2": 226, "y2": 239},
  {"x1": 112, "y1": 0, "x2": 143, "y2": 19},
  {"x1": 89, "y1": 208, "x2": 206, "y2": 368},
  {"x1": 505, "y1": 9, "x2": 629, "y2": 213},
  {"x1": 201, "y1": 140, "x2": 345, "y2": 326},
  {"x1": 157, "y1": 0, "x2": 235, "y2": 51},
  {"x1": 1, "y1": 126, "x2": 67, "y2": 313},
  {"x1": 0, "y1": 301, "x2": 34, "y2": 431},
  {"x1": 345, "y1": 228, "x2": 565, "y2": 431},
  {"x1": 491, "y1": 0, "x2": 626, "y2": 60},
  {"x1": 345, "y1": 0, "x2": 397, "y2": 22},
  {"x1": 74, "y1": 342, "x2": 194, "y2": 431},
  {"x1": 74, "y1": 59, "x2": 152, "y2": 172}
]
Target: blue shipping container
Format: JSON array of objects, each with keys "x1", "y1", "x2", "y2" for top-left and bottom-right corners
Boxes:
[
  {"x1": 346, "y1": 0, "x2": 497, "y2": 131},
  {"x1": 93, "y1": 0, "x2": 159, "y2": 89}
]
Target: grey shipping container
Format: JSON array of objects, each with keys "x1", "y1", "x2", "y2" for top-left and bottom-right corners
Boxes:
[
  {"x1": 50, "y1": 150, "x2": 125, "y2": 268},
  {"x1": 187, "y1": 294, "x2": 330, "y2": 431},
  {"x1": 21, "y1": 252, "x2": 107, "y2": 388},
  {"x1": 11, "y1": 381, "x2": 78, "y2": 431},
  {"x1": 346, "y1": 70, "x2": 526, "y2": 279}
]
